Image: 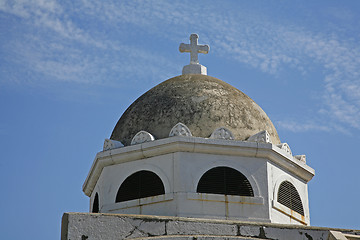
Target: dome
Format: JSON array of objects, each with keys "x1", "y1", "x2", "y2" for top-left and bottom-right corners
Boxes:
[{"x1": 111, "y1": 74, "x2": 280, "y2": 146}]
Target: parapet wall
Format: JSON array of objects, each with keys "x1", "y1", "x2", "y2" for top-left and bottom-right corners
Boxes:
[{"x1": 61, "y1": 213, "x2": 360, "y2": 240}]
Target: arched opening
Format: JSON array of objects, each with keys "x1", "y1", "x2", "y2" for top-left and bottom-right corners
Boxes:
[
  {"x1": 116, "y1": 170, "x2": 165, "y2": 203},
  {"x1": 277, "y1": 181, "x2": 304, "y2": 215},
  {"x1": 92, "y1": 193, "x2": 99, "y2": 213},
  {"x1": 197, "y1": 166, "x2": 254, "y2": 196}
]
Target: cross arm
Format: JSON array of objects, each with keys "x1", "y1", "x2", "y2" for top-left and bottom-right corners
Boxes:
[
  {"x1": 179, "y1": 43, "x2": 191, "y2": 53},
  {"x1": 198, "y1": 45, "x2": 210, "y2": 54}
]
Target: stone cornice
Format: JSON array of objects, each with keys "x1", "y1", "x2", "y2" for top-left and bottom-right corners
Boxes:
[{"x1": 83, "y1": 136, "x2": 315, "y2": 197}]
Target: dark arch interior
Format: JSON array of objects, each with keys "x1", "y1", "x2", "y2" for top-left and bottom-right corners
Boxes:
[
  {"x1": 116, "y1": 170, "x2": 165, "y2": 203},
  {"x1": 197, "y1": 166, "x2": 254, "y2": 197},
  {"x1": 92, "y1": 193, "x2": 99, "y2": 213},
  {"x1": 277, "y1": 181, "x2": 304, "y2": 215}
]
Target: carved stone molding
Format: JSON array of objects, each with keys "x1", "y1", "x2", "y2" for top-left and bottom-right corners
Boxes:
[
  {"x1": 247, "y1": 130, "x2": 272, "y2": 143},
  {"x1": 169, "y1": 122, "x2": 192, "y2": 137},
  {"x1": 131, "y1": 131, "x2": 155, "y2": 145},
  {"x1": 103, "y1": 139, "x2": 124, "y2": 151},
  {"x1": 295, "y1": 155, "x2": 306, "y2": 163},
  {"x1": 210, "y1": 127, "x2": 234, "y2": 140},
  {"x1": 277, "y1": 143, "x2": 292, "y2": 156}
]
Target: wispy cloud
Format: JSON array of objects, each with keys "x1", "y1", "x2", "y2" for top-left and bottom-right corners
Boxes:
[
  {"x1": 0, "y1": 0, "x2": 62, "y2": 18},
  {"x1": 1, "y1": 0, "x2": 179, "y2": 85},
  {"x1": 1, "y1": 0, "x2": 360, "y2": 134},
  {"x1": 0, "y1": 0, "x2": 88, "y2": 42},
  {"x1": 276, "y1": 120, "x2": 332, "y2": 133},
  {"x1": 276, "y1": 118, "x2": 352, "y2": 136}
]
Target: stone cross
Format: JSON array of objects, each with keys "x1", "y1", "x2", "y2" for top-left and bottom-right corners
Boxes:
[
  {"x1": 179, "y1": 34, "x2": 209, "y2": 64},
  {"x1": 179, "y1": 34, "x2": 210, "y2": 75}
]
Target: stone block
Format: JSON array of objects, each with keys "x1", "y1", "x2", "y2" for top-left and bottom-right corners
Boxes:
[
  {"x1": 182, "y1": 64, "x2": 207, "y2": 75},
  {"x1": 166, "y1": 221, "x2": 237, "y2": 236},
  {"x1": 239, "y1": 225, "x2": 260, "y2": 236}
]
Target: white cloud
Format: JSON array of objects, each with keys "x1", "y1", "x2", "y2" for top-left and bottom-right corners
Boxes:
[
  {"x1": 1, "y1": 0, "x2": 180, "y2": 85},
  {"x1": 2, "y1": 0, "x2": 360, "y2": 133},
  {"x1": 276, "y1": 120, "x2": 332, "y2": 133},
  {"x1": 7, "y1": 35, "x2": 178, "y2": 85}
]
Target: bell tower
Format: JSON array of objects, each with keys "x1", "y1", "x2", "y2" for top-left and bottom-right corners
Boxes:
[{"x1": 83, "y1": 34, "x2": 314, "y2": 226}]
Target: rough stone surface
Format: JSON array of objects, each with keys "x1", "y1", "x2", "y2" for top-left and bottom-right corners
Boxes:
[
  {"x1": 62, "y1": 213, "x2": 360, "y2": 240},
  {"x1": 239, "y1": 225, "x2": 260, "y2": 237},
  {"x1": 111, "y1": 75, "x2": 280, "y2": 146},
  {"x1": 166, "y1": 221, "x2": 238, "y2": 236}
]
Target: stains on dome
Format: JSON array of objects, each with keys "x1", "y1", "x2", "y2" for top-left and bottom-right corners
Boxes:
[{"x1": 111, "y1": 74, "x2": 280, "y2": 146}]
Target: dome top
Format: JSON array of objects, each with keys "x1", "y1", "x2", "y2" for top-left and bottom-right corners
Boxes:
[{"x1": 111, "y1": 74, "x2": 280, "y2": 146}]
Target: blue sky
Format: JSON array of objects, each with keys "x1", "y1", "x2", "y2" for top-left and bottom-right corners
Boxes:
[{"x1": 1, "y1": 1, "x2": 360, "y2": 239}]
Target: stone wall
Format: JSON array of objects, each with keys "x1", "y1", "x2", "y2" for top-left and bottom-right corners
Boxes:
[{"x1": 61, "y1": 213, "x2": 360, "y2": 240}]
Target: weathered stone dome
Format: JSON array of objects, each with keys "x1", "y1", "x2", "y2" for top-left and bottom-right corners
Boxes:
[{"x1": 111, "y1": 74, "x2": 280, "y2": 146}]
